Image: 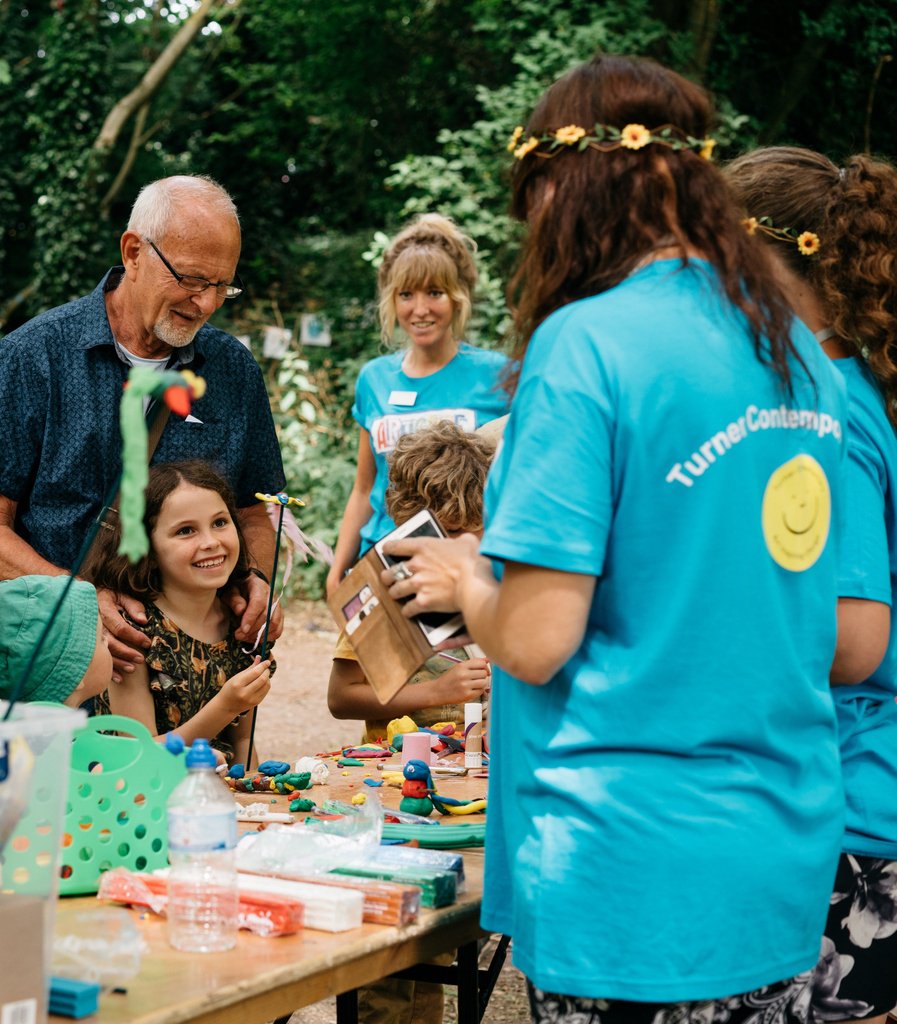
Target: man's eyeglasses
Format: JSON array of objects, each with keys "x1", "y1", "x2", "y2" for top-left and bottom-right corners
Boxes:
[{"x1": 146, "y1": 239, "x2": 244, "y2": 299}]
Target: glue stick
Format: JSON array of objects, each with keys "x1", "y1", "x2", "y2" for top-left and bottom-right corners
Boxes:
[{"x1": 464, "y1": 703, "x2": 483, "y2": 769}]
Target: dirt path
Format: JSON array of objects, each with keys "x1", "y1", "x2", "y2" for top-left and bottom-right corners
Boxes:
[{"x1": 255, "y1": 600, "x2": 529, "y2": 1024}]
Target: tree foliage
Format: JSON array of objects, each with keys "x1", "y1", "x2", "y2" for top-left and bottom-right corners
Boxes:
[{"x1": 2, "y1": 0, "x2": 895, "y2": 592}]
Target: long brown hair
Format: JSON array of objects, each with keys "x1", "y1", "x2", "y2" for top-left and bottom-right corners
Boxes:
[
  {"x1": 506, "y1": 54, "x2": 803, "y2": 395},
  {"x1": 725, "y1": 146, "x2": 897, "y2": 428},
  {"x1": 82, "y1": 460, "x2": 250, "y2": 599}
]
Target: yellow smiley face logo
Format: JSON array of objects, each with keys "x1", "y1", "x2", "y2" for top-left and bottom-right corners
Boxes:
[{"x1": 761, "y1": 454, "x2": 831, "y2": 572}]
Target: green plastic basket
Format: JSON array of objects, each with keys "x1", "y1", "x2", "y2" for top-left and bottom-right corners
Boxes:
[{"x1": 58, "y1": 715, "x2": 186, "y2": 895}]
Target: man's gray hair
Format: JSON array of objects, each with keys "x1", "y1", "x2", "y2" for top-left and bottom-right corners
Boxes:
[{"x1": 127, "y1": 175, "x2": 240, "y2": 240}]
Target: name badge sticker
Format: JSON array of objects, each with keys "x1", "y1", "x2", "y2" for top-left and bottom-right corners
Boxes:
[{"x1": 388, "y1": 390, "x2": 418, "y2": 407}]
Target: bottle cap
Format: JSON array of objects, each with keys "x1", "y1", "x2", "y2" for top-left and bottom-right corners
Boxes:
[{"x1": 185, "y1": 737, "x2": 217, "y2": 769}]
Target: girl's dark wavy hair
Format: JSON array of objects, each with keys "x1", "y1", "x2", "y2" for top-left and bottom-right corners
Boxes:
[
  {"x1": 725, "y1": 146, "x2": 897, "y2": 429},
  {"x1": 505, "y1": 54, "x2": 806, "y2": 396},
  {"x1": 82, "y1": 460, "x2": 250, "y2": 600}
]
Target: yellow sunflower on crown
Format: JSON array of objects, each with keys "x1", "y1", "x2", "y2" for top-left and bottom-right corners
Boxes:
[
  {"x1": 620, "y1": 124, "x2": 651, "y2": 150},
  {"x1": 797, "y1": 231, "x2": 821, "y2": 257}
]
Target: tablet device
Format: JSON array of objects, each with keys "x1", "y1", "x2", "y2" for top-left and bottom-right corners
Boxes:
[{"x1": 374, "y1": 509, "x2": 466, "y2": 646}]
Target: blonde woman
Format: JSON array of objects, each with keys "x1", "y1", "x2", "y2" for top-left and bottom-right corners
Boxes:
[{"x1": 326, "y1": 214, "x2": 507, "y2": 596}]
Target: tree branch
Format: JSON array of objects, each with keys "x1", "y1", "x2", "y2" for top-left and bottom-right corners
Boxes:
[
  {"x1": 91, "y1": 0, "x2": 217, "y2": 158},
  {"x1": 100, "y1": 102, "x2": 150, "y2": 217},
  {"x1": 758, "y1": 0, "x2": 851, "y2": 144},
  {"x1": 0, "y1": 283, "x2": 36, "y2": 333},
  {"x1": 689, "y1": 0, "x2": 720, "y2": 80},
  {"x1": 864, "y1": 54, "x2": 893, "y2": 154}
]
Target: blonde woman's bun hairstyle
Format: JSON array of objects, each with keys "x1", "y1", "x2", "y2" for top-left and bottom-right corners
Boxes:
[{"x1": 377, "y1": 214, "x2": 478, "y2": 346}]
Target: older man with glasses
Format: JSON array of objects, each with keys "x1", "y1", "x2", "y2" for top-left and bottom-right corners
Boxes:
[{"x1": 0, "y1": 175, "x2": 285, "y2": 683}]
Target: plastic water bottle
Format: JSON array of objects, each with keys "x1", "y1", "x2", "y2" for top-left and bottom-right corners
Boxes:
[{"x1": 166, "y1": 738, "x2": 239, "y2": 952}]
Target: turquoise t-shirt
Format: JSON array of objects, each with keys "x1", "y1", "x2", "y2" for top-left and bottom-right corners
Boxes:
[
  {"x1": 352, "y1": 343, "x2": 507, "y2": 551},
  {"x1": 830, "y1": 357, "x2": 897, "y2": 859},
  {"x1": 479, "y1": 260, "x2": 847, "y2": 1002}
]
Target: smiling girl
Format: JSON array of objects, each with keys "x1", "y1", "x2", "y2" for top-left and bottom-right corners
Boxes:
[
  {"x1": 83, "y1": 460, "x2": 272, "y2": 766},
  {"x1": 325, "y1": 213, "x2": 508, "y2": 596}
]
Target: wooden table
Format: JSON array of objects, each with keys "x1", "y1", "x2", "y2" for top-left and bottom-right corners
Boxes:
[{"x1": 51, "y1": 761, "x2": 503, "y2": 1024}]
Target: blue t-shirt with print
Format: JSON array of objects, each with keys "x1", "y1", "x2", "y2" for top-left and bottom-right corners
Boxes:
[
  {"x1": 830, "y1": 357, "x2": 897, "y2": 859},
  {"x1": 479, "y1": 259, "x2": 847, "y2": 1002},
  {"x1": 352, "y1": 342, "x2": 507, "y2": 551}
]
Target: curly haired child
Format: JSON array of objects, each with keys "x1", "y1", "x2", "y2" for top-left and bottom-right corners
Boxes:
[{"x1": 328, "y1": 420, "x2": 495, "y2": 742}]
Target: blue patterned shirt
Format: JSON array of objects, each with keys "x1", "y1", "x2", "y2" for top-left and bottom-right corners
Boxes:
[{"x1": 0, "y1": 269, "x2": 285, "y2": 571}]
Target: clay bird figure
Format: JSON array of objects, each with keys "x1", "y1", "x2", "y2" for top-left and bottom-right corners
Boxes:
[
  {"x1": 399, "y1": 758, "x2": 435, "y2": 817},
  {"x1": 398, "y1": 758, "x2": 487, "y2": 818}
]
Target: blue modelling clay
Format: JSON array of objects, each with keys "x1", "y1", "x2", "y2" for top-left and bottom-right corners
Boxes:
[
  {"x1": 259, "y1": 760, "x2": 290, "y2": 776},
  {"x1": 364, "y1": 778, "x2": 384, "y2": 787},
  {"x1": 164, "y1": 732, "x2": 185, "y2": 756},
  {"x1": 49, "y1": 976, "x2": 101, "y2": 1018},
  {"x1": 227, "y1": 763, "x2": 245, "y2": 779}
]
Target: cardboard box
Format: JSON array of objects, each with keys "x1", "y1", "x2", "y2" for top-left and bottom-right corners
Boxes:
[{"x1": 0, "y1": 894, "x2": 46, "y2": 1022}]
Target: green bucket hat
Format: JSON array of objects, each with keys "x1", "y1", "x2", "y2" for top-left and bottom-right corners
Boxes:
[{"x1": 0, "y1": 575, "x2": 99, "y2": 705}]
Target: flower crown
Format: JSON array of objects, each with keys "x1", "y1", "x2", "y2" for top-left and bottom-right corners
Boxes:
[
  {"x1": 507, "y1": 123, "x2": 716, "y2": 161},
  {"x1": 743, "y1": 216, "x2": 821, "y2": 257}
]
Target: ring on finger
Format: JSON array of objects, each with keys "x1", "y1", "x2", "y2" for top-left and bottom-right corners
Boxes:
[{"x1": 393, "y1": 562, "x2": 414, "y2": 582}]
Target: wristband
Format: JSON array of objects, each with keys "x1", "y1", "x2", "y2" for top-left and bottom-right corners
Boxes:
[{"x1": 248, "y1": 567, "x2": 269, "y2": 584}]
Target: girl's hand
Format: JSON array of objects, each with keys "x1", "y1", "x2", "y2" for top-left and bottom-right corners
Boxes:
[
  {"x1": 380, "y1": 533, "x2": 481, "y2": 616},
  {"x1": 433, "y1": 658, "x2": 491, "y2": 705},
  {"x1": 221, "y1": 656, "x2": 272, "y2": 714}
]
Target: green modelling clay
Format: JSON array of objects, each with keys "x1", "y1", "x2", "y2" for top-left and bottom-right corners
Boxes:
[
  {"x1": 380, "y1": 820, "x2": 486, "y2": 848},
  {"x1": 289, "y1": 798, "x2": 316, "y2": 812},
  {"x1": 274, "y1": 771, "x2": 312, "y2": 792},
  {"x1": 338, "y1": 757, "x2": 365, "y2": 767}
]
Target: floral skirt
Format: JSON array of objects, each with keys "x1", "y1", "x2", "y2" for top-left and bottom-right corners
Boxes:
[
  {"x1": 527, "y1": 973, "x2": 813, "y2": 1024},
  {"x1": 810, "y1": 852, "x2": 897, "y2": 1021}
]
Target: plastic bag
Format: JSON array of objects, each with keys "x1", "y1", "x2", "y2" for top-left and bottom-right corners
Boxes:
[
  {"x1": 53, "y1": 907, "x2": 145, "y2": 988},
  {"x1": 236, "y1": 794, "x2": 383, "y2": 878}
]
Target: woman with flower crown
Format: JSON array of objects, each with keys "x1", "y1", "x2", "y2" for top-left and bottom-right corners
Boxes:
[
  {"x1": 727, "y1": 147, "x2": 897, "y2": 1024},
  {"x1": 325, "y1": 213, "x2": 508, "y2": 598},
  {"x1": 378, "y1": 54, "x2": 848, "y2": 1024}
]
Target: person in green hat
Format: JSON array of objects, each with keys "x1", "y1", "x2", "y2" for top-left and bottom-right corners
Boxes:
[{"x1": 0, "y1": 576, "x2": 112, "y2": 707}]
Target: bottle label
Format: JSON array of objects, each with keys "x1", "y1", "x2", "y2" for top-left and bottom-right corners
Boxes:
[
  {"x1": 464, "y1": 721, "x2": 483, "y2": 769},
  {"x1": 168, "y1": 809, "x2": 237, "y2": 853}
]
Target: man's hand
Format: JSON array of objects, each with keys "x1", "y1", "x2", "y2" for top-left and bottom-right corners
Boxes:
[
  {"x1": 225, "y1": 572, "x2": 284, "y2": 645},
  {"x1": 96, "y1": 588, "x2": 151, "y2": 683}
]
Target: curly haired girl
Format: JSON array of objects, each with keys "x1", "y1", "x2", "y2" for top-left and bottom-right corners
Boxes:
[{"x1": 727, "y1": 146, "x2": 897, "y2": 1024}]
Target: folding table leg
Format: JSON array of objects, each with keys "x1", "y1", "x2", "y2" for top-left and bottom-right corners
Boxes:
[
  {"x1": 337, "y1": 989, "x2": 360, "y2": 1024},
  {"x1": 456, "y1": 940, "x2": 481, "y2": 1023}
]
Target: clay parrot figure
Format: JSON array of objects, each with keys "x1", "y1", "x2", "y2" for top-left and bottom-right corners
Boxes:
[
  {"x1": 399, "y1": 758, "x2": 435, "y2": 817},
  {"x1": 398, "y1": 758, "x2": 488, "y2": 818}
]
